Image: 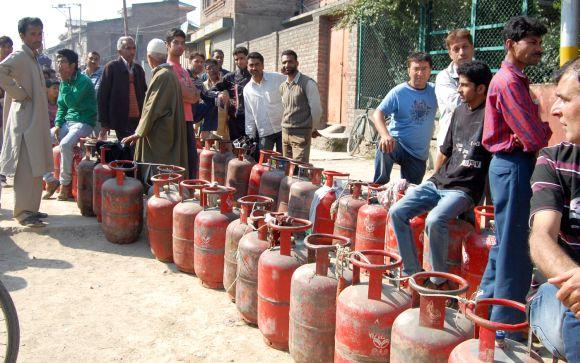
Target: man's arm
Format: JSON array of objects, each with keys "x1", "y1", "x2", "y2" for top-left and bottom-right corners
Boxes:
[
  {"x1": 434, "y1": 111, "x2": 454, "y2": 172},
  {"x1": 305, "y1": 79, "x2": 323, "y2": 130},
  {"x1": 0, "y1": 54, "x2": 29, "y2": 101},
  {"x1": 97, "y1": 63, "x2": 112, "y2": 129},
  {"x1": 243, "y1": 91, "x2": 257, "y2": 138},
  {"x1": 373, "y1": 91, "x2": 397, "y2": 153}
]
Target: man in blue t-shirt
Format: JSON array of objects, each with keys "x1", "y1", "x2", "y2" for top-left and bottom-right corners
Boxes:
[{"x1": 372, "y1": 52, "x2": 438, "y2": 184}]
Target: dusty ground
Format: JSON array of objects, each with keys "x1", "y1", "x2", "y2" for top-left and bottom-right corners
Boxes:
[{"x1": 0, "y1": 149, "x2": 378, "y2": 362}]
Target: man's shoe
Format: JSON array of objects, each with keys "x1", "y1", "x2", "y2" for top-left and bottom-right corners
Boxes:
[
  {"x1": 43, "y1": 180, "x2": 60, "y2": 199},
  {"x1": 32, "y1": 211, "x2": 49, "y2": 219},
  {"x1": 57, "y1": 183, "x2": 72, "y2": 201},
  {"x1": 19, "y1": 215, "x2": 46, "y2": 228}
]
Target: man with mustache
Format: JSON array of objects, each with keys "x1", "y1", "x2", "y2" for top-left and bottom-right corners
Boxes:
[{"x1": 478, "y1": 16, "x2": 552, "y2": 336}]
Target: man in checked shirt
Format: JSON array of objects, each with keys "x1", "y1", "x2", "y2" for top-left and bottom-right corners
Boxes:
[{"x1": 477, "y1": 16, "x2": 552, "y2": 338}]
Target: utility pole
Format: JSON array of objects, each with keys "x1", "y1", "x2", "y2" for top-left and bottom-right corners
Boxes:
[
  {"x1": 53, "y1": 3, "x2": 82, "y2": 53},
  {"x1": 123, "y1": 0, "x2": 129, "y2": 36},
  {"x1": 560, "y1": 0, "x2": 579, "y2": 65}
]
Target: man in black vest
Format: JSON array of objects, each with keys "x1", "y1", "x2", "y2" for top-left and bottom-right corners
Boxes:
[{"x1": 279, "y1": 50, "x2": 323, "y2": 162}]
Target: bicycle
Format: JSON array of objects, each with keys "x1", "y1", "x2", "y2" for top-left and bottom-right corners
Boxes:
[
  {"x1": 347, "y1": 96, "x2": 384, "y2": 156},
  {"x1": 0, "y1": 280, "x2": 19, "y2": 363}
]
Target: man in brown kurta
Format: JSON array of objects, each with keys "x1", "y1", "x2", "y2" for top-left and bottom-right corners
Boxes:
[
  {"x1": 121, "y1": 39, "x2": 188, "y2": 182},
  {"x1": 0, "y1": 18, "x2": 53, "y2": 227}
]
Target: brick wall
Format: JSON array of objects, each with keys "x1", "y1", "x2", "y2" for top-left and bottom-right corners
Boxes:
[
  {"x1": 202, "y1": 0, "x2": 235, "y2": 25},
  {"x1": 345, "y1": 25, "x2": 359, "y2": 130}
]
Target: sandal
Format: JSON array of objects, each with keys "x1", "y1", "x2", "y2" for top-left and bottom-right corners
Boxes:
[
  {"x1": 19, "y1": 216, "x2": 46, "y2": 228},
  {"x1": 32, "y1": 212, "x2": 48, "y2": 219}
]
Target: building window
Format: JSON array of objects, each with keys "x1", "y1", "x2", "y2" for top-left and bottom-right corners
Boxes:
[
  {"x1": 203, "y1": 0, "x2": 225, "y2": 14},
  {"x1": 204, "y1": 0, "x2": 217, "y2": 9}
]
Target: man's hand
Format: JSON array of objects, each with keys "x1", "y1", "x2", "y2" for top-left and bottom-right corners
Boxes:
[
  {"x1": 54, "y1": 126, "x2": 61, "y2": 143},
  {"x1": 549, "y1": 267, "x2": 580, "y2": 317},
  {"x1": 312, "y1": 129, "x2": 320, "y2": 139},
  {"x1": 121, "y1": 134, "x2": 140, "y2": 146},
  {"x1": 98, "y1": 128, "x2": 110, "y2": 141},
  {"x1": 378, "y1": 133, "x2": 395, "y2": 153}
]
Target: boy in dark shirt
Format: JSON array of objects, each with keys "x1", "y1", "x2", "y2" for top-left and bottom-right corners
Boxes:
[{"x1": 389, "y1": 60, "x2": 493, "y2": 283}]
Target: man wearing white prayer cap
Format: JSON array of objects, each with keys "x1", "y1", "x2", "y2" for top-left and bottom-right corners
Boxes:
[{"x1": 122, "y1": 38, "x2": 189, "y2": 180}]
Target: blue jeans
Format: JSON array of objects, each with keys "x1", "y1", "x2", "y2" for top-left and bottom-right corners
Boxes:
[
  {"x1": 478, "y1": 151, "x2": 535, "y2": 332},
  {"x1": 529, "y1": 283, "x2": 580, "y2": 362},
  {"x1": 373, "y1": 141, "x2": 426, "y2": 185},
  {"x1": 53, "y1": 121, "x2": 93, "y2": 185},
  {"x1": 389, "y1": 181, "x2": 473, "y2": 283}
]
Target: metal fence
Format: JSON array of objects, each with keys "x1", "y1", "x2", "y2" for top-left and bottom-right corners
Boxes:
[{"x1": 357, "y1": 0, "x2": 561, "y2": 109}]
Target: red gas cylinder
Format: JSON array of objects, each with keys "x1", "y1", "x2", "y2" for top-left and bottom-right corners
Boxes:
[
  {"x1": 196, "y1": 137, "x2": 203, "y2": 171},
  {"x1": 172, "y1": 179, "x2": 210, "y2": 274},
  {"x1": 194, "y1": 186, "x2": 238, "y2": 289},
  {"x1": 236, "y1": 210, "x2": 273, "y2": 325},
  {"x1": 247, "y1": 149, "x2": 279, "y2": 196},
  {"x1": 390, "y1": 272, "x2": 474, "y2": 362},
  {"x1": 287, "y1": 165, "x2": 324, "y2": 220},
  {"x1": 333, "y1": 181, "x2": 367, "y2": 247},
  {"x1": 226, "y1": 147, "x2": 256, "y2": 203},
  {"x1": 423, "y1": 219, "x2": 475, "y2": 276},
  {"x1": 93, "y1": 146, "x2": 113, "y2": 223},
  {"x1": 224, "y1": 195, "x2": 274, "y2": 301},
  {"x1": 212, "y1": 139, "x2": 234, "y2": 185},
  {"x1": 71, "y1": 145, "x2": 83, "y2": 200},
  {"x1": 355, "y1": 185, "x2": 388, "y2": 266},
  {"x1": 335, "y1": 250, "x2": 412, "y2": 362},
  {"x1": 462, "y1": 206, "x2": 495, "y2": 299},
  {"x1": 313, "y1": 171, "x2": 350, "y2": 235},
  {"x1": 289, "y1": 233, "x2": 351, "y2": 363},
  {"x1": 449, "y1": 299, "x2": 542, "y2": 362},
  {"x1": 199, "y1": 139, "x2": 216, "y2": 182},
  {"x1": 147, "y1": 173, "x2": 182, "y2": 262},
  {"x1": 258, "y1": 215, "x2": 312, "y2": 350},
  {"x1": 276, "y1": 159, "x2": 310, "y2": 212},
  {"x1": 101, "y1": 161, "x2": 144, "y2": 244},
  {"x1": 258, "y1": 155, "x2": 290, "y2": 207},
  {"x1": 76, "y1": 142, "x2": 96, "y2": 216}
]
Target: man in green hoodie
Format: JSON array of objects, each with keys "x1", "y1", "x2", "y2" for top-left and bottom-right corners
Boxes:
[{"x1": 44, "y1": 48, "x2": 96, "y2": 200}]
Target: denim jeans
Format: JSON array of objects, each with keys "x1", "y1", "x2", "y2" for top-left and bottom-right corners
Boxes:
[
  {"x1": 389, "y1": 181, "x2": 473, "y2": 283},
  {"x1": 529, "y1": 283, "x2": 580, "y2": 362},
  {"x1": 478, "y1": 151, "x2": 535, "y2": 335},
  {"x1": 53, "y1": 121, "x2": 93, "y2": 185},
  {"x1": 373, "y1": 141, "x2": 427, "y2": 185}
]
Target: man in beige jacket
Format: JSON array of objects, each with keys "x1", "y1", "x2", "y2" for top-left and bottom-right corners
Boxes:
[{"x1": 0, "y1": 17, "x2": 53, "y2": 227}]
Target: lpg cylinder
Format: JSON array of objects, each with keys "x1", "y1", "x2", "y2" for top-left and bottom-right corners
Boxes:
[
  {"x1": 71, "y1": 145, "x2": 82, "y2": 200},
  {"x1": 194, "y1": 186, "x2": 239, "y2": 289},
  {"x1": 76, "y1": 141, "x2": 96, "y2": 216},
  {"x1": 287, "y1": 165, "x2": 324, "y2": 220},
  {"x1": 258, "y1": 215, "x2": 312, "y2": 350},
  {"x1": 258, "y1": 155, "x2": 290, "y2": 207},
  {"x1": 449, "y1": 298, "x2": 542, "y2": 362},
  {"x1": 147, "y1": 173, "x2": 182, "y2": 262},
  {"x1": 333, "y1": 181, "x2": 367, "y2": 247},
  {"x1": 276, "y1": 159, "x2": 310, "y2": 212},
  {"x1": 101, "y1": 161, "x2": 144, "y2": 244},
  {"x1": 212, "y1": 139, "x2": 235, "y2": 185},
  {"x1": 423, "y1": 219, "x2": 475, "y2": 276},
  {"x1": 462, "y1": 206, "x2": 495, "y2": 299},
  {"x1": 386, "y1": 214, "x2": 426, "y2": 273},
  {"x1": 93, "y1": 145, "x2": 113, "y2": 223},
  {"x1": 247, "y1": 149, "x2": 280, "y2": 196},
  {"x1": 335, "y1": 250, "x2": 412, "y2": 362},
  {"x1": 390, "y1": 272, "x2": 474, "y2": 362},
  {"x1": 199, "y1": 139, "x2": 216, "y2": 182},
  {"x1": 236, "y1": 210, "x2": 273, "y2": 325},
  {"x1": 172, "y1": 179, "x2": 210, "y2": 274},
  {"x1": 313, "y1": 171, "x2": 350, "y2": 235},
  {"x1": 289, "y1": 233, "x2": 351, "y2": 363},
  {"x1": 196, "y1": 137, "x2": 203, "y2": 173},
  {"x1": 226, "y1": 147, "x2": 256, "y2": 203},
  {"x1": 224, "y1": 195, "x2": 274, "y2": 301},
  {"x1": 355, "y1": 185, "x2": 389, "y2": 266}
]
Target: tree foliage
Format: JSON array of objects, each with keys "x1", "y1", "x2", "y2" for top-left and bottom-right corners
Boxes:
[{"x1": 336, "y1": 0, "x2": 422, "y2": 29}]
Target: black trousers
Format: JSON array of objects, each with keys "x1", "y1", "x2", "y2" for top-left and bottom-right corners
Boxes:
[
  {"x1": 259, "y1": 131, "x2": 282, "y2": 153},
  {"x1": 186, "y1": 121, "x2": 198, "y2": 179}
]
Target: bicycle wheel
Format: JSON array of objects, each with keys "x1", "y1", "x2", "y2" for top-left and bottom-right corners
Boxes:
[
  {"x1": 347, "y1": 114, "x2": 366, "y2": 155},
  {"x1": 0, "y1": 281, "x2": 19, "y2": 363}
]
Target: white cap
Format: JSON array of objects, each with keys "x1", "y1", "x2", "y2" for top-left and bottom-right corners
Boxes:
[{"x1": 147, "y1": 38, "x2": 166, "y2": 55}]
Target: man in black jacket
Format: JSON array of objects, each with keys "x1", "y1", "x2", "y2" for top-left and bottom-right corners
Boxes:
[{"x1": 97, "y1": 36, "x2": 147, "y2": 142}]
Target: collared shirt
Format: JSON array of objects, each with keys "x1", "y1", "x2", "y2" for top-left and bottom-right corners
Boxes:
[
  {"x1": 482, "y1": 61, "x2": 552, "y2": 153},
  {"x1": 216, "y1": 68, "x2": 251, "y2": 118},
  {"x1": 435, "y1": 62, "x2": 461, "y2": 147},
  {"x1": 243, "y1": 71, "x2": 286, "y2": 138},
  {"x1": 82, "y1": 66, "x2": 103, "y2": 93},
  {"x1": 284, "y1": 72, "x2": 324, "y2": 130},
  {"x1": 168, "y1": 59, "x2": 194, "y2": 122},
  {"x1": 121, "y1": 56, "x2": 134, "y2": 74}
]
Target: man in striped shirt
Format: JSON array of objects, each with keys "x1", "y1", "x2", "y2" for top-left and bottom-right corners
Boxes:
[
  {"x1": 528, "y1": 57, "x2": 579, "y2": 362},
  {"x1": 477, "y1": 16, "x2": 552, "y2": 334}
]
